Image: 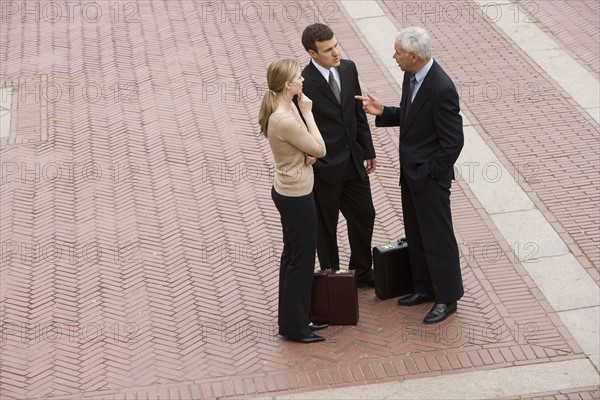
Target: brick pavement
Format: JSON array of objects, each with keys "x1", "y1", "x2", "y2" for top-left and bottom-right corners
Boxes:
[{"x1": 0, "y1": 1, "x2": 597, "y2": 399}]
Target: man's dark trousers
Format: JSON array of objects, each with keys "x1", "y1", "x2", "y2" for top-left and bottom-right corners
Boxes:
[
  {"x1": 313, "y1": 159, "x2": 375, "y2": 283},
  {"x1": 400, "y1": 172, "x2": 462, "y2": 303}
]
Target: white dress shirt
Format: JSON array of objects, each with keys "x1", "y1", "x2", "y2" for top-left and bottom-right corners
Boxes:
[
  {"x1": 411, "y1": 57, "x2": 434, "y2": 102},
  {"x1": 311, "y1": 59, "x2": 341, "y2": 91}
]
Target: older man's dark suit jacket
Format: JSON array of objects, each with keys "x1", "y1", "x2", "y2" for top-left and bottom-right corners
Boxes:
[
  {"x1": 375, "y1": 60, "x2": 464, "y2": 303},
  {"x1": 301, "y1": 59, "x2": 375, "y2": 184},
  {"x1": 376, "y1": 60, "x2": 463, "y2": 190}
]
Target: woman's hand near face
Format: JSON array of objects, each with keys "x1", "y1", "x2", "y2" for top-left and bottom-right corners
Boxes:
[{"x1": 297, "y1": 92, "x2": 313, "y2": 116}]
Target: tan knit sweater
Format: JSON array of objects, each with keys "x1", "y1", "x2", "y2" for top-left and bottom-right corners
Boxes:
[{"x1": 267, "y1": 107, "x2": 326, "y2": 196}]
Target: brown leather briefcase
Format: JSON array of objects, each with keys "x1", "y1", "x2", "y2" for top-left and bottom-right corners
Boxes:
[{"x1": 309, "y1": 269, "x2": 358, "y2": 325}]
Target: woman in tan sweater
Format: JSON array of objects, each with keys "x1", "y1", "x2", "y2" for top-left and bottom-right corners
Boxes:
[{"x1": 258, "y1": 59, "x2": 327, "y2": 343}]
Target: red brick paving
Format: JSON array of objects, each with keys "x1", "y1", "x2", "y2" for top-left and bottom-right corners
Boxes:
[{"x1": 0, "y1": 1, "x2": 596, "y2": 399}]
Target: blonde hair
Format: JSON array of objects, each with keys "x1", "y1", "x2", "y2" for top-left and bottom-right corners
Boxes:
[{"x1": 258, "y1": 59, "x2": 300, "y2": 137}]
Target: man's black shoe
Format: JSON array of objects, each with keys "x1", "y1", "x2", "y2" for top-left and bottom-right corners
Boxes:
[
  {"x1": 308, "y1": 323, "x2": 329, "y2": 331},
  {"x1": 397, "y1": 292, "x2": 434, "y2": 306},
  {"x1": 423, "y1": 302, "x2": 457, "y2": 324},
  {"x1": 285, "y1": 333, "x2": 325, "y2": 343}
]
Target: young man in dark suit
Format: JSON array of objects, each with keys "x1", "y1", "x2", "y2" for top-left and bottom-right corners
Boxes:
[
  {"x1": 299, "y1": 23, "x2": 377, "y2": 287},
  {"x1": 357, "y1": 26, "x2": 464, "y2": 323}
]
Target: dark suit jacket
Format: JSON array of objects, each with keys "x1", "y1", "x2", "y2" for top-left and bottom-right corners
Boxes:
[
  {"x1": 376, "y1": 60, "x2": 463, "y2": 191},
  {"x1": 300, "y1": 59, "x2": 376, "y2": 184}
]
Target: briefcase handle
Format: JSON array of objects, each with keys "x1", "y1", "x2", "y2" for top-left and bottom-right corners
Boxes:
[{"x1": 317, "y1": 269, "x2": 355, "y2": 276}]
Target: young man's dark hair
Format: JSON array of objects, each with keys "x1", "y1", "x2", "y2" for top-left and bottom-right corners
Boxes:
[{"x1": 301, "y1": 23, "x2": 334, "y2": 53}]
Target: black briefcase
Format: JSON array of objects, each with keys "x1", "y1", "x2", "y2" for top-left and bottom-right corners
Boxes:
[
  {"x1": 309, "y1": 269, "x2": 359, "y2": 325},
  {"x1": 372, "y1": 238, "x2": 413, "y2": 300}
]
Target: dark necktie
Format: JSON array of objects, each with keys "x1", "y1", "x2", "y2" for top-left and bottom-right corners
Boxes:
[
  {"x1": 405, "y1": 74, "x2": 417, "y2": 113},
  {"x1": 328, "y1": 70, "x2": 341, "y2": 104}
]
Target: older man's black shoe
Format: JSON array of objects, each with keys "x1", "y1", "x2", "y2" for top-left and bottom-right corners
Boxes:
[
  {"x1": 423, "y1": 302, "x2": 457, "y2": 324},
  {"x1": 286, "y1": 333, "x2": 325, "y2": 343},
  {"x1": 308, "y1": 322, "x2": 329, "y2": 331},
  {"x1": 397, "y1": 292, "x2": 434, "y2": 306}
]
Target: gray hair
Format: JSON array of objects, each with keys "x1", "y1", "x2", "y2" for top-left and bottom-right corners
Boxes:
[{"x1": 396, "y1": 27, "x2": 432, "y2": 60}]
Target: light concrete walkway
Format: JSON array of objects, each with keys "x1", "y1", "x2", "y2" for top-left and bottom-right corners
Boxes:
[{"x1": 271, "y1": 0, "x2": 600, "y2": 398}]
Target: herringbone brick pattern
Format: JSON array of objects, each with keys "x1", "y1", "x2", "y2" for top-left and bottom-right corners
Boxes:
[{"x1": 0, "y1": 1, "x2": 594, "y2": 398}]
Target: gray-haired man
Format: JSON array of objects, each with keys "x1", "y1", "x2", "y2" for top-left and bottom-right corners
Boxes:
[{"x1": 357, "y1": 26, "x2": 464, "y2": 323}]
